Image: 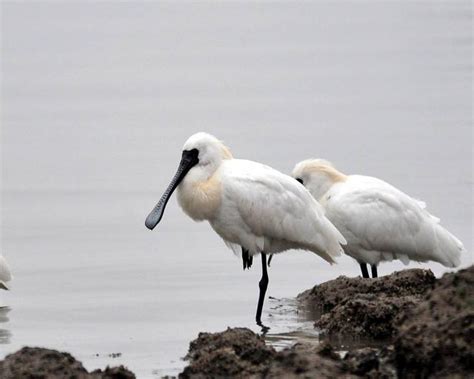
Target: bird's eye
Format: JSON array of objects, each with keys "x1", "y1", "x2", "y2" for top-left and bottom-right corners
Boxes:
[{"x1": 296, "y1": 178, "x2": 304, "y2": 185}]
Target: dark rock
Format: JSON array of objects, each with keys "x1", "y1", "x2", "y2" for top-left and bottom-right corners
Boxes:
[
  {"x1": 179, "y1": 328, "x2": 357, "y2": 378},
  {"x1": 185, "y1": 327, "x2": 274, "y2": 365},
  {"x1": 316, "y1": 294, "x2": 420, "y2": 341},
  {"x1": 344, "y1": 347, "x2": 380, "y2": 375},
  {"x1": 0, "y1": 347, "x2": 89, "y2": 379},
  {"x1": 180, "y1": 327, "x2": 275, "y2": 378},
  {"x1": 298, "y1": 269, "x2": 436, "y2": 316},
  {"x1": 0, "y1": 347, "x2": 136, "y2": 379},
  {"x1": 264, "y1": 343, "x2": 356, "y2": 379},
  {"x1": 394, "y1": 265, "x2": 474, "y2": 378},
  {"x1": 298, "y1": 269, "x2": 436, "y2": 341},
  {"x1": 343, "y1": 345, "x2": 396, "y2": 379},
  {"x1": 90, "y1": 365, "x2": 136, "y2": 379}
]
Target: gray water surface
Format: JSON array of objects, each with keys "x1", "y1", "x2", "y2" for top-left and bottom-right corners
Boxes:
[{"x1": 1, "y1": 2, "x2": 472, "y2": 378}]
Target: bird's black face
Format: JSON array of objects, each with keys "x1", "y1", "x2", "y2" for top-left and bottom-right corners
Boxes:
[
  {"x1": 145, "y1": 148, "x2": 199, "y2": 230},
  {"x1": 296, "y1": 178, "x2": 304, "y2": 185}
]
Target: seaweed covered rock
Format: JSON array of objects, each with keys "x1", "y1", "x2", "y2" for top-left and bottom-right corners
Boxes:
[
  {"x1": 180, "y1": 327, "x2": 276, "y2": 378},
  {"x1": 179, "y1": 328, "x2": 357, "y2": 378},
  {"x1": 185, "y1": 327, "x2": 274, "y2": 365},
  {"x1": 0, "y1": 347, "x2": 89, "y2": 379},
  {"x1": 315, "y1": 294, "x2": 420, "y2": 341},
  {"x1": 298, "y1": 269, "x2": 436, "y2": 341},
  {"x1": 343, "y1": 346, "x2": 396, "y2": 378},
  {"x1": 0, "y1": 347, "x2": 135, "y2": 379},
  {"x1": 298, "y1": 269, "x2": 435, "y2": 316},
  {"x1": 264, "y1": 342, "x2": 356, "y2": 379},
  {"x1": 91, "y1": 365, "x2": 136, "y2": 379},
  {"x1": 394, "y1": 265, "x2": 474, "y2": 378}
]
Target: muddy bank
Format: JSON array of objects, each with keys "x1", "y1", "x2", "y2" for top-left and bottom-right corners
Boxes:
[
  {"x1": 298, "y1": 268, "x2": 436, "y2": 341},
  {"x1": 0, "y1": 347, "x2": 135, "y2": 379}
]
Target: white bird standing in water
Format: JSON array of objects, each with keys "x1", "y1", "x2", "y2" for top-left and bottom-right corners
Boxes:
[
  {"x1": 0, "y1": 255, "x2": 12, "y2": 290},
  {"x1": 145, "y1": 133, "x2": 346, "y2": 327},
  {"x1": 292, "y1": 159, "x2": 465, "y2": 278}
]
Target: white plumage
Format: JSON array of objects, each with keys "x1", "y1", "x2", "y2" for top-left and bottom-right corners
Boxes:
[
  {"x1": 292, "y1": 159, "x2": 464, "y2": 272},
  {"x1": 175, "y1": 134, "x2": 346, "y2": 262},
  {"x1": 0, "y1": 255, "x2": 12, "y2": 290}
]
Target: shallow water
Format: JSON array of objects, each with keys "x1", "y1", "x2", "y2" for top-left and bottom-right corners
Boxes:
[
  {"x1": 1, "y1": 2, "x2": 472, "y2": 378},
  {"x1": 0, "y1": 191, "x2": 341, "y2": 377}
]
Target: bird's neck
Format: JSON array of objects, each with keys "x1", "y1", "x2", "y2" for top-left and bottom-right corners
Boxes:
[
  {"x1": 308, "y1": 172, "x2": 346, "y2": 202},
  {"x1": 177, "y1": 167, "x2": 222, "y2": 221}
]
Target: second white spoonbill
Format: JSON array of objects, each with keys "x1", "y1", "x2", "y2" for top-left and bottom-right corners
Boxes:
[
  {"x1": 145, "y1": 133, "x2": 346, "y2": 326},
  {"x1": 292, "y1": 159, "x2": 465, "y2": 278}
]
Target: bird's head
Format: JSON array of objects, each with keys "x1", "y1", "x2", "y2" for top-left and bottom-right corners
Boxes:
[
  {"x1": 182, "y1": 132, "x2": 233, "y2": 173},
  {"x1": 145, "y1": 132, "x2": 232, "y2": 230},
  {"x1": 292, "y1": 159, "x2": 346, "y2": 200}
]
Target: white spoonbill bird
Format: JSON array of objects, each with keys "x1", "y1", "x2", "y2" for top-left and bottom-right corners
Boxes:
[
  {"x1": 145, "y1": 133, "x2": 346, "y2": 326},
  {"x1": 292, "y1": 159, "x2": 465, "y2": 278},
  {"x1": 0, "y1": 255, "x2": 12, "y2": 290}
]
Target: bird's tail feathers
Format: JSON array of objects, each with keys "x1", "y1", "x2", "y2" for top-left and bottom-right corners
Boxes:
[
  {"x1": 433, "y1": 224, "x2": 464, "y2": 268},
  {"x1": 306, "y1": 219, "x2": 346, "y2": 265},
  {"x1": 324, "y1": 218, "x2": 347, "y2": 256},
  {"x1": 309, "y1": 249, "x2": 338, "y2": 265}
]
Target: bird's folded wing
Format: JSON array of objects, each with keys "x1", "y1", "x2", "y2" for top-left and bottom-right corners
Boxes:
[
  {"x1": 221, "y1": 160, "x2": 345, "y2": 261},
  {"x1": 328, "y1": 185, "x2": 442, "y2": 259}
]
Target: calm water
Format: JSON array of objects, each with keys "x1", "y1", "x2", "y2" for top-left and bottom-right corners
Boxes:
[{"x1": 1, "y1": 2, "x2": 472, "y2": 378}]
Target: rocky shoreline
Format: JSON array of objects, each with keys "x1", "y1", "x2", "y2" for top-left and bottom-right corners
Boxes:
[
  {"x1": 298, "y1": 268, "x2": 437, "y2": 343},
  {"x1": 1, "y1": 266, "x2": 472, "y2": 378}
]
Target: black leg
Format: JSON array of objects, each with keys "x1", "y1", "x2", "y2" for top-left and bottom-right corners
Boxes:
[
  {"x1": 268, "y1": 254, "x2": 273, "y2": 267},
  {"x1": 241, "y1": 248, "x2": 253, "y2": 270},
  {"x1": 371, "y1": 265, "x2": 378, "y2": 278},
  {"x1": 256, "y1": 253, "x2": 269, "y2": 326},
  {"x1": 360, "y1": 263, "x2": 369, "y2": 278}
]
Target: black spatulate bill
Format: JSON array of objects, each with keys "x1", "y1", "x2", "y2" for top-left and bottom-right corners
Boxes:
[{"x1": 145, "y1": 149, "x2": 199, "y2": 230}]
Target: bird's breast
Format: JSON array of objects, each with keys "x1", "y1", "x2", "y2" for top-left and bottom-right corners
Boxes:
[{"x1": 177, "y1": 173, "x2": 222, "y2": 221}]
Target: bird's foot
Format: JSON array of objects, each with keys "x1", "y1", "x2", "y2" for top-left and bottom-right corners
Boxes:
[{"x1": 256, "y1": 320, "x2": 270, "y2": 334}]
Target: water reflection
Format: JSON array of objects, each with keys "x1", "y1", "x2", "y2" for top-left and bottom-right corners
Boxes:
[
  {"x1": 0, "y1": 307, "x2": 12, "y2": 344},
  {"x1": 264, "y1": 297, "x2": 318, "y2": 350}
]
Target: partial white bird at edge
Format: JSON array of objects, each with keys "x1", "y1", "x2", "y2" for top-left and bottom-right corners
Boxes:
[{"x1": 0, "y1": 255, "x2": 12, "y2": 291}]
